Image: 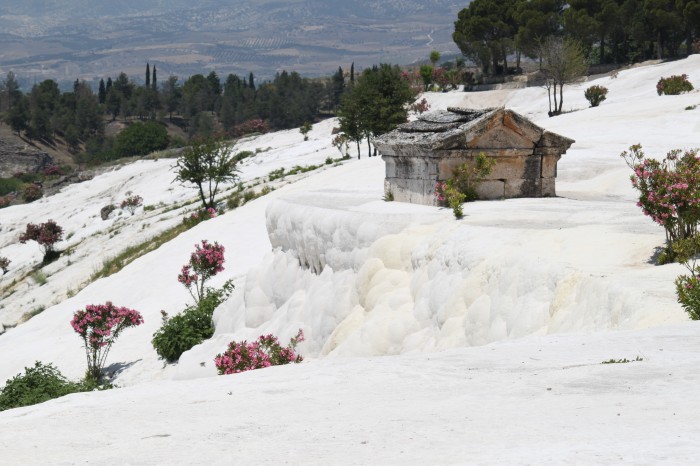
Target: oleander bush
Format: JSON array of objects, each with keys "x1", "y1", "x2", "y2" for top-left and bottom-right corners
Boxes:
[
  {"x1": 21, "y1": 183, "x2": 43, "y2": 202},
  {"x1": 120, "y1": 193, "x2": 143, "y2": 215},
  {"x1": 215, "y1": 329, "x2": 304, "y2": 375},
  {"x1": 19, "y1": 220, "x2": 64, "y2": 264},
  {"x1": 621, "y1": 145, "x2": 700, "y2": 262},
  {"x1": 70, "y1": 302, "x2": 144, "y2": 383},
  {"x1": 656, "y1": 74, "x2": 694, "y2": 96},
  {"x1": 152, "y1": 281, "x2": 233, "y2": 362},
  {"x1": 673, "y1": 236, "x2": 700, "y2": 320},
  {"x1": 152, "y1": 240, "x2": 234, "y2": 362}
]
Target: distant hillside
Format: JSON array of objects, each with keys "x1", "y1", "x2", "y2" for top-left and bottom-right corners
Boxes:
[{"x1": 0, "y1": 0, "x2": 464, "y2": 88}]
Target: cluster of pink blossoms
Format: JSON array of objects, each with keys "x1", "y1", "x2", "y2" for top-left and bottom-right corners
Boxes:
[
  {"x1": 434, "y1": 181, "x2": 446, "y2": 202},
  {"x1": 214, "y1": 329, "x2": 304, "y2": 375},
  {"x1": 622, "y1": 145, "x2": 700, "y2": 243},
  {"x1": 177, "y1": 240, "x2": 226, "y2": 302},
  {"x1": 120, "y1": 194, "x2": 143, "y2": 215},
  {"x1": 70, "y1": 302, "x2": 143, "y2": 381}
]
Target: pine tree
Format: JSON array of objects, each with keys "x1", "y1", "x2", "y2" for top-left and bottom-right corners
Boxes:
[
  {"x1": 146, "y1": 63, "x2": 151, "y2": 88},
  {"x1": 98, "y1": 78, "x2": 106, "y2": 104}
]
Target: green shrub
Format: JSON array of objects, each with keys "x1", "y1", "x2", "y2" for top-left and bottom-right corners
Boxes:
[
  {"x1": 657, "y1": 74, "x2": 694, "y2": 96},
  {"x1": 268, "y1": 168, "x2": 285, "y2": 181},
  {"x1": 452, "y1": 152, "x2": 496, "y2": 202},
  {"x1": 584, "y1": 85, "x2": 608, "y2": 107},
  {"x1": 233, "y1": 150, "x2": 254, "y2": 163},
  {"x1": 114, "y1": 121, "x2": 169, "y2": 158},
  {"x1": 152, "y1": 281, "x2": 233, "y2": 362},
  {"x1": 673, "y1": 235, "x2": 700, "y2": 320},
  {"x1": 242, "y1": 190, "x2": 257, "y2": 203},
  {"x1": 0, "y1": 362, "x2": 83, "y2": 411},
  {"x1": 226, "y1": 194, "x2": 241, "y2": 209},
  {"x1": 0, "y1": 177, "x2": 23, "y2": 196}
]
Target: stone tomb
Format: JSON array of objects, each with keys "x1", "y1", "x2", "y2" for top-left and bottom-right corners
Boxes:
[{"x1": 373, "y1": 107, "x2": 575, "y2": 205}]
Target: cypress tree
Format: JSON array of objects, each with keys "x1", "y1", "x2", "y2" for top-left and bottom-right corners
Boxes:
[
  {"x1": 106, "y1": 77, "x2": 113, "y2": 94},
  {"x1": 152, "y1": 65, "x2": 157, "y2": 91},
  {"x1": 248, "y1": 72, "x2": 255, "y2": 90},
  {"x1": 146, "y1": 63, "x2": 151, "y2": 88},
  {"x1": 98, "y1": 78, "x2": 106, "y2": 104},
  {"x1": 350, "y1": 62, "x2": 355, "y2": 84}
]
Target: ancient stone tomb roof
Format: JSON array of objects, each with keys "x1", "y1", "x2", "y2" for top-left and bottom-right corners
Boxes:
[{"x1": 374, "y1": 107, "x2": 574, "y2": 153}]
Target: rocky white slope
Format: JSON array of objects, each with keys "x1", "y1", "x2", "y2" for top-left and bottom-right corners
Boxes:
[{"x1": 1, "y1": 55, "x2": 699, "y2": 464}]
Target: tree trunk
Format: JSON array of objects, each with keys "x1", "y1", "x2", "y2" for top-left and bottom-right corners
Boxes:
[
  {"x1": 558, "y1": 83, "x2": 564, "y2": 114},
  {"x1": 367, "y1": 137, "x2": 372, "y2": 157},
  {"x1": 657, "y1": 30, "x2": 663, "y2": 59},
  {"x1": 356, "y1": 141, "x2": 361, "y2": 160},
  {"x1": 687, "y1": 29, "x2": 693, "y2": 56}
]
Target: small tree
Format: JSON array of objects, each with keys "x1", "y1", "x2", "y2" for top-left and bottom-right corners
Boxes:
[
  {"x1": 420, "y1": 64, "x2": 434, "y2": 90},
  {"x1": 300, "y1": 121, "x2": 312, "y2": 141},
  {"x1": 70, "y1": 302, "x2": 143, "y2": 383},
  {"x1": 541, "y1": 38, "x2": 587, "y2": 116},
  {"x1": 175, "y1": 139, "x2": 240, "y2": 209},
  {"x1": 19, "y1": 220, "x2": 63, "y2": 263},
  {"x1": 429, "y1": 50, "x2": 441, "y2": 66}
]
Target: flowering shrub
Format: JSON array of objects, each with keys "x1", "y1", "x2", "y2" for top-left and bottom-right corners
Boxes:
[
  {"x1": 410, "y1": 98, "x2": 431, "y2": 115},
  {"x1": 435, "y1": 152, "x2": 495, "y2": 219},
  {"x1": 19, "y1": 220, "x2": 64, "y2": 264},
  {"x1": 231, "y1": 119, "x2": 270, "y2": 137},
  {"x1": 182, "y1": 207, "x2": 217, "y2": 228},
  {"x1": 0, "y1": 256, "x2": 10, "y2": 275},
  {"x1": 621, "y1": 145, "x2": 700, "y2": 260},
  {"x1": 435, "y1": 181, "x2": 466, "y2": 219},
  {"x1": 178, "y1": 240, "x2": 226, "y2": 303},
  {"x1": 673, "y1": 235, "x2": 700, "y2": 320},
  {"x1": 584, "y1": 85, "x2": 608, "y2": 107},
  {"x1": 152, "y1": 281, "x2": 233, "y2": 362},
  {"x1": 70, "y1": 302, "x2": 143, "y2": 382},
  {"x1": 22, "y1": 183, "x2": 42, "y2": 202},
  {"x1": 120, "y1": 193, "x2": 143, "y2": 215},
  {"x1": 215, "y1": 329, "x2": 304, "y2": 375},
  {"x1": 0, "y1": 194, "x2": 14, "y2": 209},
  {"x1": 42, "y1": 165, "x2": 62, "y2": 177},
  {"x1": 656, "y1": 74, "x2": 694, "y2": 96}
]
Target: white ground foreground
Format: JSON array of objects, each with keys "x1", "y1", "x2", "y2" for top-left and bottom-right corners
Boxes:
[{"x1": 1, "y1": 56, "x2": 700, "y2": 464}]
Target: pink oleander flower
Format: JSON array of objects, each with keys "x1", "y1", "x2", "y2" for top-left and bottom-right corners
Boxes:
[
  {"x1": 214, "y1": 328, "x2": 305, "y2": 375},
  {"x1": 178, "y1": 240, "x2": 226, "y2": 304}
]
